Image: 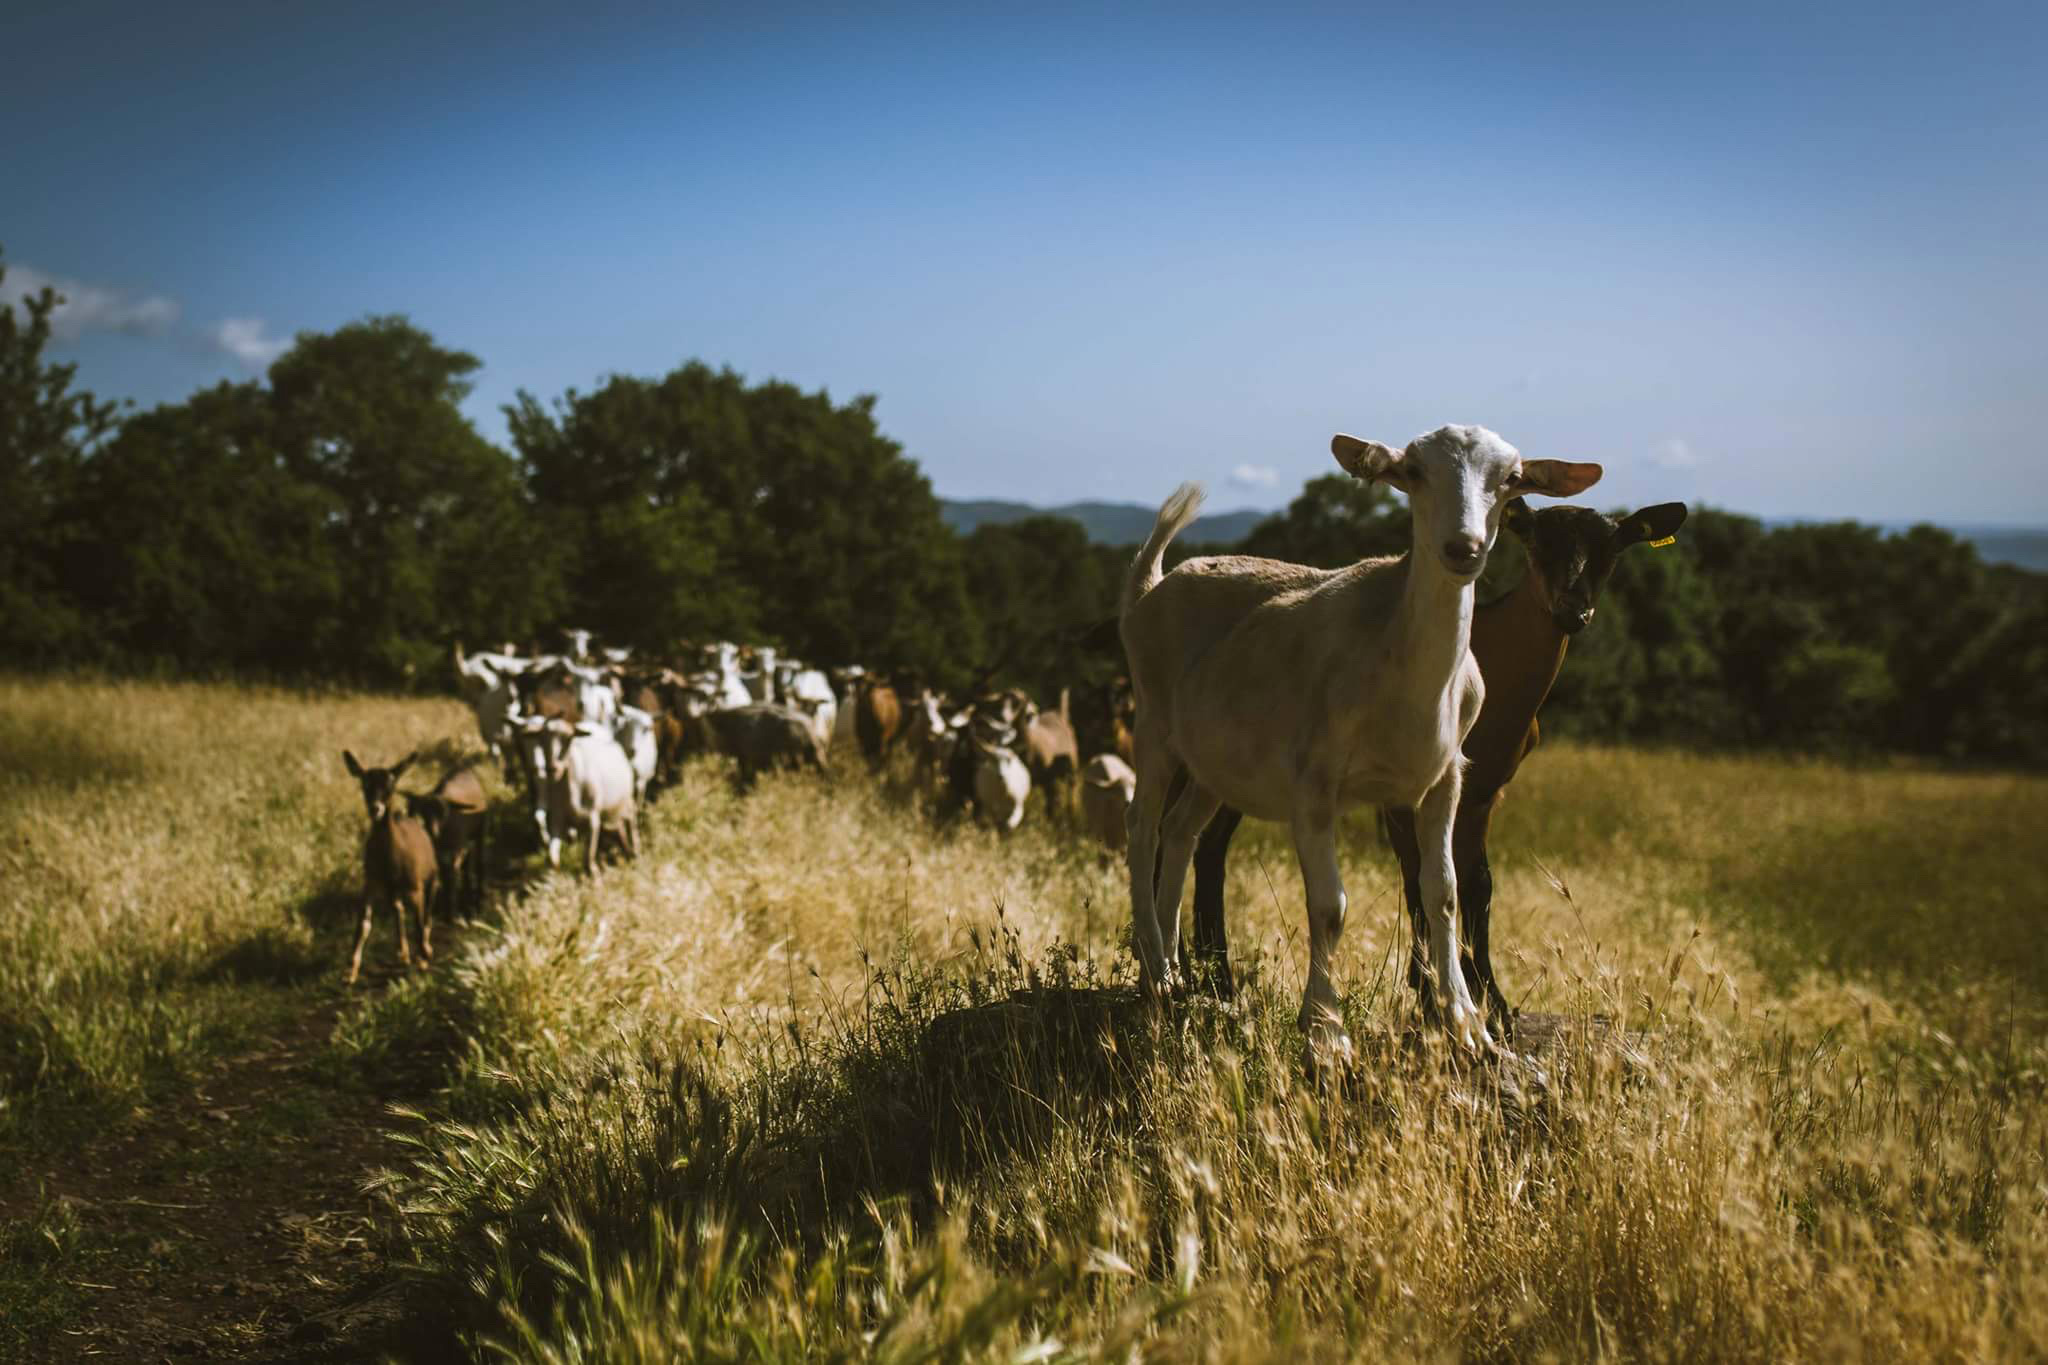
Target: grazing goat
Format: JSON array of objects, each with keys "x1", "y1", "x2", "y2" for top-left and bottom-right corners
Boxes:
[
  {"x1": 1080, "y1": 753, "x2": 1136, "y2": 853},
  {"x1": 783, "y1": 665, "x2": 839, "y2": 749},
  {"x1": 341, "y1": 750, "x2": 439, "y2": 984},
  {"x1": 972, "y1": 732, "x2": 1031, "y2": 833},
  {"x1": 1019, "y1": 690, "x2": 1080, "y2": 823},
  {"x1": 1185, "y1": 498, "x2": 1688, "y2": 1021},
  {"x1": 614, "y1": 704, "x2": 660, "y2": 807},
  {"x1": 908, "y1": 689, "x2": 957, "y2": 797},
  {"x1": 853, "y1": 677, "x2": 903, "y2": 769},
  {"x1": 1071, "y1": 678, "x2": 1136, "y2": 768},
  {"x1": 539, "y1": 721, "x2": 641, "y2": 876},
  {"x1": 1119, "y1": 425, "x2": 1600, "y2": 1056},
  {"x1": 684, "y1": 703, "x2": 827, "y2": 789},
  {"x1": 561, "y1": 661, "x2": 620, "y2": 728},
  {"x1": 453, "y1": 643, "x2": 529, "y2": 706},
  {"x1": 406, "y1": 762, "x2": 489, "y2": 921},
  {"x1": 473, "y1": 675, "x2": 522, "y2": 770}
]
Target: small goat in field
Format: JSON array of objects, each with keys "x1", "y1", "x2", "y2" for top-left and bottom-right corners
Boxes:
[
  {"x1": 342, "y1": 750, "x2": 440, "y2": 984},
  {"x1": 536, "y1": 720, "x2": 641, "y2": 877},
  {"x1": 1185, "y1": 496, "x2": 1686, "y2": 1028},
  {"x1": 1120, "y1": 425, "x2": 1600, "y2": 1058},
  {"x1": 405, "y1": 761, "x2": 489, "y2": 921}
]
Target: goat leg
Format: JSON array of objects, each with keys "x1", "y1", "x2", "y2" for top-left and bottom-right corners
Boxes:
[
  {"x1": 1189, "y1": 805, "x2": 1242, "y2": 1000},
  {"x1": 1124, "y1": 755, "x2": 1179, "y2": 992},
  {"x1": 1151, "y1": 777, "x2": 1220, "y2": 982},
  {"x1": 1451, "y1": 797, "x2": 1512, "y2": 1035},
  {"x1": 414, "y1": 884, "x2": 434, "y2": 967},
  {"x1": 346, "y1": 897, "x2": 377, "y2": 985},
  {"x1": 1289, "y1": 798, "x2": 1352, "y2": 1064},
  {"x1": 1379, "y1": 805, "x2": 1437, "y2": 1021},
  {"x1": 1416, "y1": 774, "x2": 1490, "y2": 1052}
]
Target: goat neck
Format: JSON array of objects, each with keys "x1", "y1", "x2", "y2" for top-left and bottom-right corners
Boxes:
[
  {"x1": 1381, "y1": 534, "x2": 1480, "y2": 710},
  {"x1": 1461, "y1": 567, "x2": 1570, "y2": 793}
]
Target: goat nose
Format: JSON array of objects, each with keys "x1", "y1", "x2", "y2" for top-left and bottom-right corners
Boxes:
[{"x1": 1443, "y1": 536, "x2": 1484, "y2": 570}]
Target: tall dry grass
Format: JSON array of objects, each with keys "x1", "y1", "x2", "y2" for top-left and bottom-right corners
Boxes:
[
  {"x1": 3, "y1": 678, "x2": 2044, "y2": 1359},
  {"x1": 369, "y1": 719, "x2": 2047, "y2": 1360},
  {"x1": 0, "y1": 677, "x2": 474, "y2": 1133}
]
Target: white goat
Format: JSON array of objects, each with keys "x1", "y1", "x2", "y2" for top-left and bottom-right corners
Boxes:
[
  {"x1": 972, "y1": 733, "x2": 1031, "y2": 833},
  {"x1": 614, "y1": 704, "x2": 660, "y2": 807},
  {"x1": 1119, "y1": 425, "x2": 1600, "y2": 1056},
  {"x1": 782, "y1": 666, "x2": 838, "y2": 749},
  {"x1": 560, "y1": 662, "x2": 619, "y2": 728},
  {"x1": 1080, "y1": 753, "x2": 1136, "y2": 854},
  {"x1": 540, "y1": 720, "x2": 641, "y2": 877},
  {"x1": 454, "y1": 643, "x2": 529, "y2": 705}
]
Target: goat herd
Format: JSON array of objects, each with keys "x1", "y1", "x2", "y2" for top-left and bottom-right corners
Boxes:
[{"x1": 343, "y1": 425, "x2": 1689, "y2": 1064}]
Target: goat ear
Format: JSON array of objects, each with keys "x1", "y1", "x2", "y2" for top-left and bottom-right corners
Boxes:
[
  {"x1": 1331, "y1": 434, "x2": 1404, "y2": 486},
  {"x1": 1502, "y1": 497, "x2": 1535, "y2": 537},
  {"x1": 1614, "y1": 501, "x2": 1690, "y2": 549},
  {"x1": 343, "y1": 750, "x2": 364, "y2": 779},
  {"x1": 391, "y1": 750, "x2": 418, "y2": 780},
  {"x1": 1515, "y1": 460, "x2": 1603, "y2": 497}
]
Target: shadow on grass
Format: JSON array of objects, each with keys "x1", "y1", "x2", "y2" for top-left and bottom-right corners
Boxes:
[{"x1": 200, "y1": 920, "x2": 338, "y2": 987}]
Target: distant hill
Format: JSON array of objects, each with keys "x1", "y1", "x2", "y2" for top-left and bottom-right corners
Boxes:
[
  {"x1": 945, "y1": 498, "x2": 2048, "y2": 570},
  {"x1": 1762, "y1": 519, "x2": 2048, "y2": 575},
  {"x1": 1953, "y1": 529, "x2": 2048, "y2": 574},
  {"x1": 939, "y1": 497, "x2": 1269, "y2": 546}
]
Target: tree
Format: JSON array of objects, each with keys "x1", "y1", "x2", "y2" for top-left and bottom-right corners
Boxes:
[
  {"x1": 962, "y1": 516, "x2": 1126, "y2": 699},
  {"x1": 0, "y1": 248, "x2": 120, "y2": 660},
  {"x1": 267, "y1": 317, "x2": 554, "y2": 682},
  {"x1": 63, "y1": 382, "x2": 345, "y2": 673},
  {"x1": 511, "y1": 364, "x2": 979, "y2": 682},
  {"x1": 1236, "y1": 473, "x2": 1408, "y2": 569}
]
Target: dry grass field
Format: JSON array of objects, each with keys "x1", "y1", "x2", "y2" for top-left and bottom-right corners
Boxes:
[{"x1": 2, "y1": 676, "x2": 2045, "y2": 1361}]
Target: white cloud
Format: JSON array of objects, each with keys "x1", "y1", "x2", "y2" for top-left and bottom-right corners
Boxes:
[
  {"x1": 0, "y1": 262, "x2": 180, "y2": 339},
  {"x1": 1648, "y1": 437, "x2": 1699, "y2": 470},
  {"x1": 1229, "y1": 462, "x2": 1279, "y2": 489},
  {"x1": 208, "y1": 317, "x2": 291, "y2": 370}
]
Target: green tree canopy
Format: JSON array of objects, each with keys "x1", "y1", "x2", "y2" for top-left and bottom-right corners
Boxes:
[
  {"x1": 0, "y1": 248, "x2": 120, "y2": 660},
  {"x1": 510, "y1": 363, "x2": 978, "y2": 682},
  {"x1": 267, "y1": 317, "x2": 552, "y2": 681}
]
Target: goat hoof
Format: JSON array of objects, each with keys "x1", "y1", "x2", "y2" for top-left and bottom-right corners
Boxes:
[
  {"x1": 1445, "y1": 1003, "x2": 1494, "y2": 1055},
  {"x1": 1301, "y1": 1026, "x2": 1355, "y2": 1078}
]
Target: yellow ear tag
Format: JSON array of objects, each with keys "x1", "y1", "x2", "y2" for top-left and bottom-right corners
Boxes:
[{"x1": 1648, "y1": 536, "x2": 1676, "y2": 548}]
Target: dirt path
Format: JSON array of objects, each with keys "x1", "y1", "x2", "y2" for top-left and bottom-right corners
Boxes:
[{"x1": 0, "y1": 951, "x2": 458, "y2": 1363}]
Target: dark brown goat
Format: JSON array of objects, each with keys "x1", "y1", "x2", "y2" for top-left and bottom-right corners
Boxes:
[
  {"x1": 1185, "y1": 498, "x2": 1688, "y2": 1028},
  {"x1": 405, "y1": 762, "x2": 488, "y2": 920},
  {"x1": 342, "y1": 750, "x2": 440, "y2": 984},
  {"x1": 682, "y1": 704, "x2": 827, "y2": 790}
]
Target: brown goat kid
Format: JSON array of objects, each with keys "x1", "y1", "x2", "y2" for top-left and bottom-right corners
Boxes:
[
  {"x1": 405, "y1": 762, "x2": 488, "y2": 920},
  {"x1": 854, "y1": 678, "x2": 903, "y2": 769},
  {"x1": 1021, "y1": 690, "x2": 1080, "y2": 823},
  {"x1": 342, "y1": 750, "x2": 440, "y2": 985}
]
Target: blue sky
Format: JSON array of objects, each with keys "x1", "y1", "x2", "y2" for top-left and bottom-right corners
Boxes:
[{"x1": 6, "y1": 1, "x2": 2044, "y2": 522}]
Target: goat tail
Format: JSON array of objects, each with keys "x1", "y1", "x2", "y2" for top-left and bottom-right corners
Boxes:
[{"x1": 1121, "y1": 482, "x2": 1204, "y2": 622}]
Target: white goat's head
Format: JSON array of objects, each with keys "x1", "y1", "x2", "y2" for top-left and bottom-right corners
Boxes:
[{"x1": 1331, "y1": 424, "x2": 1603, "y2": 581}]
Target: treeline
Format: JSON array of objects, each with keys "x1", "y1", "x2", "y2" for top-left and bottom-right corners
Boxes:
[{"x1": 5, "y1": 252, "x2": 2045, "y2": 765}]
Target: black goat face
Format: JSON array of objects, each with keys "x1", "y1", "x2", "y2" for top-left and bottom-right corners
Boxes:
[{"x1": 1503, "y1": 500, "x2": 1688, "y2": 636}]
